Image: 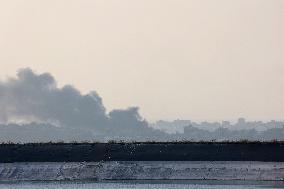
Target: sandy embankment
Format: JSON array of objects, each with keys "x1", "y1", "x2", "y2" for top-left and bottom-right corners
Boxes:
[{"x1": 0, "y1": 161, "x2": 284, "y2": 182}]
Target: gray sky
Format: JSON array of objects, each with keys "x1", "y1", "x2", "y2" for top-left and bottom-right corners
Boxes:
[{"x1": 0, "y1": 0, "x2": 283, "y2": 122}]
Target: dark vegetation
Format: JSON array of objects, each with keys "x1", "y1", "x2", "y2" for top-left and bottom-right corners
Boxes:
[{"x1": 1, "y1": 141, "x2": 284, "y2": 163}]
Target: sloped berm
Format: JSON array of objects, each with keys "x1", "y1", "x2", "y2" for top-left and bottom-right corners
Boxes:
[{"x1": 0, "y1": 161, "x2": 284, "y2": 181}]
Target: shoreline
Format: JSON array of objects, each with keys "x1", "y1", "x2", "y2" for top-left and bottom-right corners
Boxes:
[
  {"x1": 0, "y1": 161, "x2": 284, "y2": 182},
  {"x1": 1, "y1": 180, "x2": 284, "y2": 187}
]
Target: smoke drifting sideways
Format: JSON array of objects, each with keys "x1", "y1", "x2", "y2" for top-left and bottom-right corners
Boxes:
[
  {"x1": 0, "y1": 68, "x2": 284, "y2": 143},
  {"x1": 0, "y1": 68, "x2": 164, "y2": 142}
]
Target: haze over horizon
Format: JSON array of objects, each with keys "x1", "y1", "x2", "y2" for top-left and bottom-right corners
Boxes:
[
  {"x1": 1, "y1": 69, "x2": 283, "y2": 124},
  {"x1": 1, "y1": 0, "x2": 284, "y2": 122},
  {"x1": 0, "y1": 68, "x2": 284, "y2": 142}
]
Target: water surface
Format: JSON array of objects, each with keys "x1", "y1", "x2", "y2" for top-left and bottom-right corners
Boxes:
[{"x1": 1, "y1": 181, "x2": 284, "y2": 189}]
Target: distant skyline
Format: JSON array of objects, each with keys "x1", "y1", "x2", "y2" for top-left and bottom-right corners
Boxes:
[
  {"x1": 1, "y1": 0, "x2": 284, "y2": 121},
  {"x1": 1, "y1": 68, "x2": 284, "y2": 143}
]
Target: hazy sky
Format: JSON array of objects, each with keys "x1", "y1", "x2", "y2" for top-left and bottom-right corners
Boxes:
[{"x1": 0, "y1": 0, "x2": 283, "y2": 122}]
